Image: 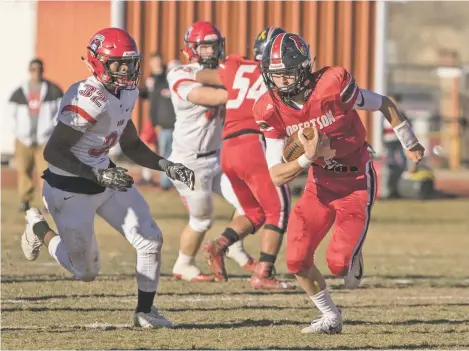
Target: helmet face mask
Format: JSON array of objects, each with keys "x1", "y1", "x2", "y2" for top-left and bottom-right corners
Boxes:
[
  {"x1": 262, "y1": 60, "x2": 312, "y2": 100},
  {"x1": 106, "y1": 56, "x2": 142, "y2": 89},
  {"x1": 85, "y1": 28, "x2": 142, "y2": 92}
]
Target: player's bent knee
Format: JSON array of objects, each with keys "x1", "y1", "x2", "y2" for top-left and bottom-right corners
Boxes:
[
  {"x1": 130, "y1": 219, "x2": 163, "y2": 253},
  {"x1": 245, "y1": 210, "x2": 265, "y2": 232},
  {"x1": 264, "y1": 223, "x2": 286, "y2": 235},
  {"x1": 327, "y1": 260, "x2": 348, "y2": 278},
  {"x1": 286, "y1": 259, "x2": 312, "y2": 275},
  {"x1": 74, "y1": 265, "x2": 100, "y2": 282},
  {"x1": 189, "y1": 216, "x2": 213, "y2": 233}
]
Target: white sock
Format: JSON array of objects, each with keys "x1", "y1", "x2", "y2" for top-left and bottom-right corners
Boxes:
[
  {"x1": 175, "y1": 251, "x2": 195, "y2": 266},
  {"x1": 310, "y1": 289, "x2": 341, "y2": 318},
  {"x1": 225, "y1": 240, "x2": 250, "y2": 267}
]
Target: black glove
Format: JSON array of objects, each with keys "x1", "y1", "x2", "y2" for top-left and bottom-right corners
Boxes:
[
  {"x1": 159, "y1": 159, "x2": 195, "y2": 190},
  {"x1": 92, "y1": 167, "x2": 134, "y2": 192}
]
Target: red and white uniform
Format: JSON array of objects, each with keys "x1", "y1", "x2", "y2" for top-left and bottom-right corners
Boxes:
[
  {"x1": 253, "y1": 66, "x2": 377, "y2": 276},
  {"x1": 43, "y1": 76, "x2": 162, "y2": 288},
  {"x1": 51, "y1": 75, "x2": 138, "y2": 176},
  {"x1": 166, "y1": 63, "x2": 234, "y2": 232},
  {"x1": 219, "y1": 55, "x2": 290, "y2": 233}
]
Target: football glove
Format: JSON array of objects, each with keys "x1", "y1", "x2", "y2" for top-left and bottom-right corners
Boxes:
[
  {"x1": 92, "y1": 167, "x2": 134, "y2": 192},
  {"x1": 160, "y1": 161, "x2": 195, "y2": 190}
]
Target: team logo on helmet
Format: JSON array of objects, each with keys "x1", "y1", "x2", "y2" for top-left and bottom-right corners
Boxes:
[
  {"x1": 89, "y1": 34, "x2": 105, "y2": 53},
  {"x1": 258, "y1": 29, "x2": 267, "y2": 41},
  {"x1": 290, "y1": 35, "x2": 308, "y2": 57}
]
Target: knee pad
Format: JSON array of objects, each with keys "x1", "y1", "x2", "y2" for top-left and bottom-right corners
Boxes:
[
  {"x1": 131, "y1": 219, "x2": 163, "y2": 253},
  {"x1": 189, "y1": 216, "x2": 213, "y2": 233}
]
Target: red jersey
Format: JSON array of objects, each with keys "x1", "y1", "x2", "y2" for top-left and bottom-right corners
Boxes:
[
  {"x1": 218, "y1": 55, "x2": 267, "y2": 139},
  {"x1": 253, "y1": 66, "x2": 371, "y2": 188}
]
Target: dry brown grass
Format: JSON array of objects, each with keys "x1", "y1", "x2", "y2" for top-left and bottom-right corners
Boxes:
[{"x1": 2, "y1": 188, "x2": 469, "y2": 350}]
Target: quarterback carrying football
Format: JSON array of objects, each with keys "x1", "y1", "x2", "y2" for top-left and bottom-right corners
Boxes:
[
  {"x1": 194, "y1": 27, "x2": 295, "y2": 290},
  {"x1": 166, "y1": 21, "x2": 256, "y2": 283},
  {"x1": 253, "y1": 33, "x2": 425, "y2": 333},
  {"x1": 21, "y1": 28, "x2": 194, "y2": 328}
]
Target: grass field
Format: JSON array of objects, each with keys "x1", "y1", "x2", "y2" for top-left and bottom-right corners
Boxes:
[{"x1": 2, "y1": 187, "x2": 469, "y2": 350}]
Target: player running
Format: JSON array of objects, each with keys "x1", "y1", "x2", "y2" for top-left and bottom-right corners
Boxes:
[
  {"x1": 253, "y1": 33, "x2": 425, "y2": 332},
  {"x1": 20, "y1": 28, "x2": 195, "y2": 328},
  {"x1": 194, "y1": 27, "x2": 295, "y2": 289},
  {"x1": 167, "y1": 21, "x2": 256, "y2": 283}
]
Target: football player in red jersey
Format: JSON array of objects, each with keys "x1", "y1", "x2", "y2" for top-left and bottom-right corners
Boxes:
[
  {"x1": 194, "y1": 27, "x2": 295, "y2": 290},
  {"x1": 253, "y1": 33, "x2": 425, "y2": 333}
]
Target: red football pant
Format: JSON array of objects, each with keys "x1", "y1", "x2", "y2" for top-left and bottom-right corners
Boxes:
[
  {"x1": 286, "y1": 162, "x2": 377, "y2": 277},
  {"x1": 221, "y1": 134, "x2": 290, "y2": 233}
]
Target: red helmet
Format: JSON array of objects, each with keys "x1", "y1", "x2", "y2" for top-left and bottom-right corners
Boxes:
[
  {"x1": 183, "y1": 21, "x2": 225, "y2": 68},
  {"x1": 84, "y1": 27, "x2": 142, "y2": 90}
]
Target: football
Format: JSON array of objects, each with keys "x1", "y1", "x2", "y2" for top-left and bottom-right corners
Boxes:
[{"x1": 282, "y1": 127, "x2": 316, "y2": 162}]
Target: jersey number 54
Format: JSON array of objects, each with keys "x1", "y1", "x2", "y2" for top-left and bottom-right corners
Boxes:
[{"x1": 226, "y1": 65, "x2": 266, "y2": 109}]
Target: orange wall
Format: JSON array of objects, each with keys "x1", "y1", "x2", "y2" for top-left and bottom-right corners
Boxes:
[
  {"x1": 35, "y1": 1, "x2": 376, "y2": 139},
  {"x1": 126, "y1": 1, "x2": 376, "y2": 137},
  {"x1": 36, "y1": 1, "x2": 111, "y2": 91}
]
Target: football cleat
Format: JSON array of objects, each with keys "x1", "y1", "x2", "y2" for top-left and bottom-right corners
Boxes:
[
  {"x1": 242, "y1": 258, "x2": 258, "y2": 273},
  {"x1": 21, "y1": 208, "x2": 46, "y2": 261},
  {"x1": 134, "y1": 306, "x2": 173, "y2": 329},
  {"x1": 343, "y1": 251, "x2": 363, "y2": 289},
  {"x1": 250, "y1": 261, "x2": 296, "y2": 290},
  {"x1": 301, "y1": 314, "x2": 343, "y2": 334},
  {"x1": 172, "y1": 263, "x2": 215, "y2": 282},
  {"x1": 202, "y1": 240, "x2": 227, "y2": 281}
]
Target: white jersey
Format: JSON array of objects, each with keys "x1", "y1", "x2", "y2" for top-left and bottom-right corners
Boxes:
[
  {"x1": 167, "y1": 63, "x2": 224, "y2": 157},
  {"x1": 50, "y1": 76, "x2": 139, "y2": 177}
]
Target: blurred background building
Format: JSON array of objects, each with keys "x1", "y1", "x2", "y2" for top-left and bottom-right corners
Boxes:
[{"x1": 1, "y1": 1, "x2": 468, "y2": 186}]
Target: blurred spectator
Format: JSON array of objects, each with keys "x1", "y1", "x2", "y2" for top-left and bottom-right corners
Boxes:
[
  {"x1": 7, "y1": 58, "x2": 63, "y2": 211},
  {"x1": 383, "y1": 94, "x2": 407, "y2": 170},
  {"x1": 139, "y1": 53, "x2": 180, "y2": 190}
]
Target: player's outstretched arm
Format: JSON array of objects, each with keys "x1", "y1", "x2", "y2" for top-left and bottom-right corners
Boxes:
[
  {"x1": 354, "y1": 88, "x2": 424, "y2": 164},
  {"x1": 378, "y1": 95, "x2": 425, "y2": 164},
  {"x1": 187, "y1": 86, "x2": 228, "y2": 106},
  {"x1": 119, "y1": 120, "x2": 167, "y2": 171},
  {"x1": 120, "y1": 121, "x2": 195, "y2": 190},
  {"x1": 44, "y1": 122, "x2": 99, "y2": 181}
]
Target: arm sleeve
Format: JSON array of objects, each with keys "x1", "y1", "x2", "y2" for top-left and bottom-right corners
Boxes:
[
  {"x1": 167, "y1": 66, "x2": 202, "y2": 101},
  {"x1": 353, "y1": 89, "x2": 383, "y2": 111},
  {"x1": 58, "y1": 83, "x2": 105, "y2": 133},
  {"x1": 265, "y1": 138, "x2": 285, "y2": 168},
  {"x1": 333, "y1": 67, "x2": 360, "y2": 111}
]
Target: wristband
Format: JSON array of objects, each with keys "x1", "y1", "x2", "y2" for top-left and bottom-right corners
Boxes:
[
  {"x1": 393, "y1": 120, "x2": 419, "y2": 150},
  {"x1": 297, "y1": 154, "x2": 313, "y2": 168}
]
